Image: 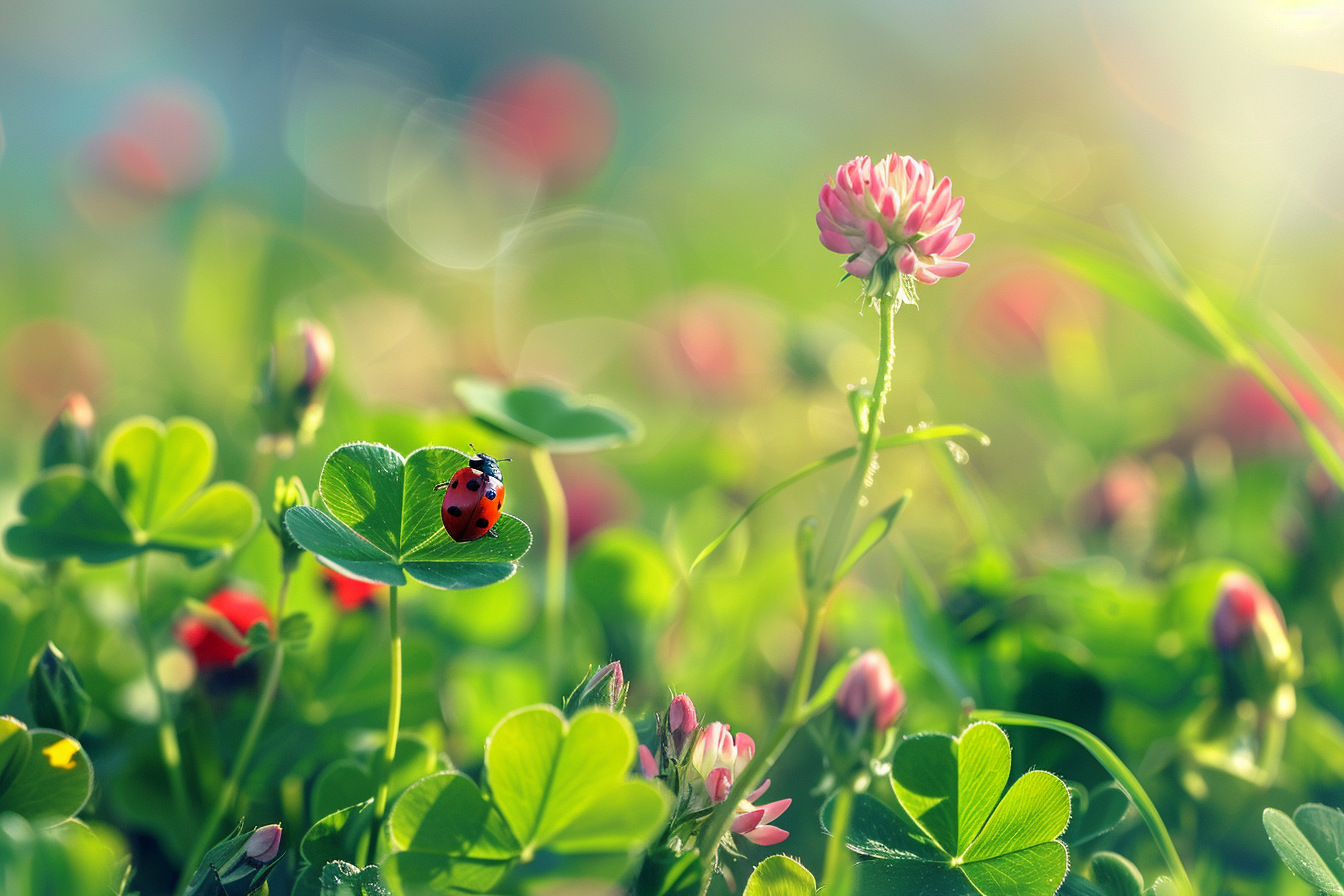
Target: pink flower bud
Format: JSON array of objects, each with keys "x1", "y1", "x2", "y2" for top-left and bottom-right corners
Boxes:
[
  {"x1": 244, "y1": 824, "x2": 282, "y2": 863},
  {"x1": 1212, "y1": 572, "x2": 1286, "y2": 652},
  {"x1": 638, "y1": 744, "x2": 658, "y2": 779},
  {"x1": 836, "y1": 650, "x2": 906, "y2": 733},
  {"x1": 706, "y1": 766, "x2": 732, "y2": 803},
  {"x1": 301, "y1": 321, "x2": 335, "y2": 391},
  {"x1": 667, "y1": 693, "x2": 697, "y2": 756}
]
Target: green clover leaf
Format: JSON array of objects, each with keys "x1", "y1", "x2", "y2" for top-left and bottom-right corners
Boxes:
[
  {"x1": 283, "y1": 443, "x2": 532, "y2": 589},
  {"x1": 456, "y1": 378, "x2": 643, "y2": 453},
  {"x1": 743, "y1": 856, "x2": 817, "y2": 896},
  {"x1": 4, "y1": 416, "x2": 258, "y2": 565},
  {"x1": 834, "y1": 722, "x2": 1071, "y2": 896},
  {"x1": 377, "y1": 706, "x2": 668, "y2": 894},
  {"x1": 0, "y1": 715, "x2": 94, "y2": 826},
  {"x1": 1264, "y1": 803, "x2": 1344, "y2": 895}
]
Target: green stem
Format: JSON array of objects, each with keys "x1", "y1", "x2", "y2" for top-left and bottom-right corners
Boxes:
[
  {"x1": 694, "y1": 292, "x2": 900, "y2": 893},
  {"x1": 134, "y1": 557, "x2": 190, "y2": 824},
  {"x1": 971, "y1": 709, "x2": 1197, "y2": 896},
  {"x1": 531, "y1": 447, "x2": 569, "y2": 691},
  {"x1": 368, "y1": 585, "x2": 402, "y2": 865},
  {"x1": 176, "y1": 570, "x2": 292, "y2": 895},
  {"x1": 821, "y1": 784, "x2": 856, "y2": 895}
]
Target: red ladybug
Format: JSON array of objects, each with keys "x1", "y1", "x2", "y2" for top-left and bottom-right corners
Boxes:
[{"x1": 438, "y1": 449, "x2": 510, "y2": 542}]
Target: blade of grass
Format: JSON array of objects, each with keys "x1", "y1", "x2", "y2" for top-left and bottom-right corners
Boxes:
[
  {"x1": 688, "y1": 425, "x2": 988, "y2": 573},
  {"x1": 972, "y1": 709, "x2": 1196, "y2": 896}
]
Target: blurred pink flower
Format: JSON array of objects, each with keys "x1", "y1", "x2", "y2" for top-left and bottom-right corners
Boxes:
[
  {"x1": 638, "y1": 744, "x2": 658, "y2": 779},
  {"x1": 1212, "y1": 572, "x2": 1286, "y2": 653},
  {"x1": 836, "y1": 650, "x2": 906, "y2": 733},
  {"x1": 817, "y1": 154, "x2": 973, "y2": 297}
]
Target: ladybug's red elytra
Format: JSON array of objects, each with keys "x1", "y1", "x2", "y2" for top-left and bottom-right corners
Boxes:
[{"x1": 437, "y1": 449, "x2": 510, "y2": 542}]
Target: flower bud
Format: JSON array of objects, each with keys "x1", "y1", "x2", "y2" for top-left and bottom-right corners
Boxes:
[
  {"x1": 245, "y1": 825, "x2": 282, "y2": 864},
  {"x1": 27, "y1": 642, "x2": 92, "y2": 736},
  {"x1": 666, "y1": 693, "x2": 698, "y2": 757},
  {"x1": 836, "y1": 650, "x2": 906, "y2": 733},
  {"x1": 271, "y1": 476, "x2": 309, "y2": 574},
  {"x1": 256, "y1": 319, "x2": 334, "y2": 457},
  {"x1": 1211, "y1": 571, "x2": 1296, "y2": 705},
  {"x1": 183, "y1": 822, "x2": 283, "y2": 896},
  {"x1": 567, "y1": 661, "x2": 627, "y2": 715},
  {"x1": 40, "y1": 393, "x2": 96, "y2": 470}
]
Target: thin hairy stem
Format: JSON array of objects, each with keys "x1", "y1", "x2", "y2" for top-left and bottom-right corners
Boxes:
[
  {"x1": 531, "y1": 447, "x2": 570, "y2": 690},
  {"x1": 368, "y1": 585, "x2": 402, "y2": 865},
  {"x1": 134, "y1": 557, "x2": 190, "y2": 824}
]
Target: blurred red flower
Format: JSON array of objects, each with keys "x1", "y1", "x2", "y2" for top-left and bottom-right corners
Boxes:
[
  {"x1": 322, "y1": 567, "x2": 383, "y2": 612},
  {"x1": 177, "y1": 590, "x2": 272, "y2": 669}
]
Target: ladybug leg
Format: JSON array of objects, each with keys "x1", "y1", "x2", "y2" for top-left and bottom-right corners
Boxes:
[
  {"x1": 487, "y1": 526, "x2": 499, "y2": 538},
  {"x1": 434, "y1": 481, "x2": 451, "y2": 491}
]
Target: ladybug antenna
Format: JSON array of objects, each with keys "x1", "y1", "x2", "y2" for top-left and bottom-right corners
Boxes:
[{"x1": 499, "y1": 457, "x2": 513, "y2": 463}]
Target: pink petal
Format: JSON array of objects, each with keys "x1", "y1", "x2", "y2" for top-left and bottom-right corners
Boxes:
[
  {"x1": 638, "y1": 744, "x2": 658, "y2": 779},
  {"x1": 925, "y1": 177, "x2": 952, "y2": 224},
  {"x1": 947, "y1": 196, "x2": 965, "y2": 219},
  {"x1": 925, "y1": 260, "x2": 970, "y2": 278},
  {"x1": 747, "y1": 779, "x2": 771, "y2": 803},
  {"x1": 744, "y1": 825, "x2": 789, "y2": 846},
  {"x1": 915, "y1": 267, "x2": 940, "y2": 285},
  {"x1": 902, "y1": 203, "x2": 925, "y2": 238},
  {"x1": 916, "y1": 221, "x2": 957, "y2": 257},
  {"x1": 758, "y1": 798, "x2": 792, "y2": 824},
  {"x1": 731, "y1": 808, "x2": 766, "y2": 834},
  {"x1": 844, "y1": 258, "x2": 874, "y2": 279},
  {"x1": 896, "y1": 245, "x2": 917, "y2": 275},
  {"x1": 862, "y1": 219, "x2": 887, "y2": 252},
  {"x1": 706, "y1": 766, "x2": 733, "y2": 803},
  {"x1": 879, "y1": 188, "x2": 898, "y2": 221},
  {"x1": 943, "y1": 232, "x2": 975, "y2": 258},
  {"x1": 819, "y1": 228, "x2": 856, "y2": 255}
]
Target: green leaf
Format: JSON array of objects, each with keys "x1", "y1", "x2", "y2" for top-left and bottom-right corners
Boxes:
[
  {"x1": 280, "y1": 612, "x2": 314, "y2": 645},
  {"x1": 854, "y1": 722, "x2": 1071, "y2": 896},
  {"x1": 484, "y1": 705, "x2": 667, "y2": 855},
  {"x1": 0, "y1": 716, "x2": 93, "y2": 825},
  {"x1": 284, "y1": 443, "x2": 532, "y2": 590},
  {"x1": 688, "y1": 425, "x2": 988, "y2": 573},
  {"x1": 320, "y1": 861, "x2": 392, "y2": 896},
  {"x1": 4, "y1": 416, "x2": 259, "y2": 565},
  {"x1": 833, "y1": 491, "x2": 911, "y2": 583},
  {"x1": 1264, "y1": 805, "x2": 1344, "y2": 895},
  {"x1": 742, "y1": 856, "x2": 816, "y2": 896},
  {"x1": 296, "y1": 799, "x2": 377, "y2": 896},
  {"x1": 456, "y1": 378, "x2": 643, "y2": 453},
  {"x1": 1066, "y1": 783, "x2": 1132, "y2": 848},
  {"x1": 1090, "y1": 853, "x2": 1144, "y2": 896},
  {"x1": 800, "y1": 649, "x2": 859, "y2": 722}
]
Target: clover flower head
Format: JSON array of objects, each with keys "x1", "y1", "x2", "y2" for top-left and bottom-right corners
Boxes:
[{"x1": 818, "y1": 154, "x2": 973, "y2": 304}]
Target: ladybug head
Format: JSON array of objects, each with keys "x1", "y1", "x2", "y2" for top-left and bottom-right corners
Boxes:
[{"x1": 467, "y1": 446, "x2": 510, "y2": 481}]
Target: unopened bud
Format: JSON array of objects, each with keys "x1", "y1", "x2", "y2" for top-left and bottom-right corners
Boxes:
[
  {"x1": 245, "y1": 825, "x2": 282, "y2": 863},
  {"x1": 271, "y1": 476, "x2": 309, "y2": 574},
  {"x1": 836, "y1": 650, "x2": 906, "y2": 733},
  {"x1": 40, "y1": 393, "x2": 96, "y2": 469},
  {"x1": 667, "y1": 694, "x2": 698, "y2": 757},
  {"x1": 301, "y1": 320, "x2": 335, "y2": 391},
  {"x1": 567, "y1": 661, "x2": 627, "y2": 714},
  {"x1": 27, "y1": 642, "x2": 92, "y2": 736},
  {"x1": 1212, "y1": 573, "x2": 1287, "y2": 657},
  {"x1": 256, "y1": 319, "x2": 334, "y2": 456}
]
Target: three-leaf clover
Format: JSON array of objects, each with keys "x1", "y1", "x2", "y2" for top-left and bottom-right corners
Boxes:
[
  {"x1": 830, "y1": 721, "x2": 1072, "y2": 896},
  {"x1": 455, "y1": 378, "x2": 643, "y2": 453},
  {"x1": 0, "y1": 715, "x2": 94, "y2": 826},
  {"x1": 5, "y1": 416, "x2": 258, "y2": 565},
  {"x1": 1264, "y1": 803, "x2": 1344, "y2": 895},
  {"x1": 742, "y1": 856, "x2": 817, "y2": 896},
  {"x1": 378, "y1": 705, "x2": 669, "y2": 894},
  {"x1": 283, "y1": 443, "x2": 531, "y2": 589}
]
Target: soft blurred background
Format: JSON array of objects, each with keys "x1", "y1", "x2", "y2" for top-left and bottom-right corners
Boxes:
[{"x1": 4, "y1": 0, "x2": 1344, "y2": 893}]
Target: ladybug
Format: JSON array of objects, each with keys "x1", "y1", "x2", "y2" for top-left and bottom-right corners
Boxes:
[{"x1": 437, "y1": 448, "x2": 511, "y2": 542}]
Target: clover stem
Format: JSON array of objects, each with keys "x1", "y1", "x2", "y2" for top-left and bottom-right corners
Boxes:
[
  {"x1": 695, "y1": 292, "x2": 899, "y2": 894},
  {"x1": 971, "y1": 709, "x2": 1198, "y2": 896},
  {"x1": 133, "y1": 556, "x2": 190, "y2": 827},
  {"x1": 369, "y1": 583, "x2": 402, "y2": 865},
  {"x1": 530, "y1": 447, "x2": 569, "y2": 692},
  {"x1": 176, "y1": 569, "x2": 292, "y2": 896},
  {"x1": 821, "y1": 783, "x2": 856, "y2": 896}
]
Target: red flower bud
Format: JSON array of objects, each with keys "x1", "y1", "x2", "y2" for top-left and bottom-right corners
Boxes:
[
  {"x1": 836, "y1": 650, "x2": 906, "y2": 732},
  {"x1": 1212, "y1": 572, "x2": 1286, "y2": 653},
  {"x1": 177, "y1": 590, "x2": 272, "y2": 669},
  {"x1": 322, "y1": 567, "x2": 382, "y2": 612}
]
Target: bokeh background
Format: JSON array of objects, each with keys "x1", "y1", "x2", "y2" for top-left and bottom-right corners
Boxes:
[{"x1": 4, "y1": 0, "x2": 1344, "y2": 893}]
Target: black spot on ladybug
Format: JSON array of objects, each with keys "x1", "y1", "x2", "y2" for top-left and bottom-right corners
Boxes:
[
  {"x1": 476, "y1": 518, "x2": 489, "y2": 528},
  {"x1": 447, "y1": 506, "x2": 462, "y2": 517},
  {"x1": 467, "y1": 480, "x2": 480, "y2": 492},
  {"x1": 486, "y1": 490, "x2": 496, "y2": 500},
  {"x1": 450, "y1": 480, "x2": 458, "y2": 488}
]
